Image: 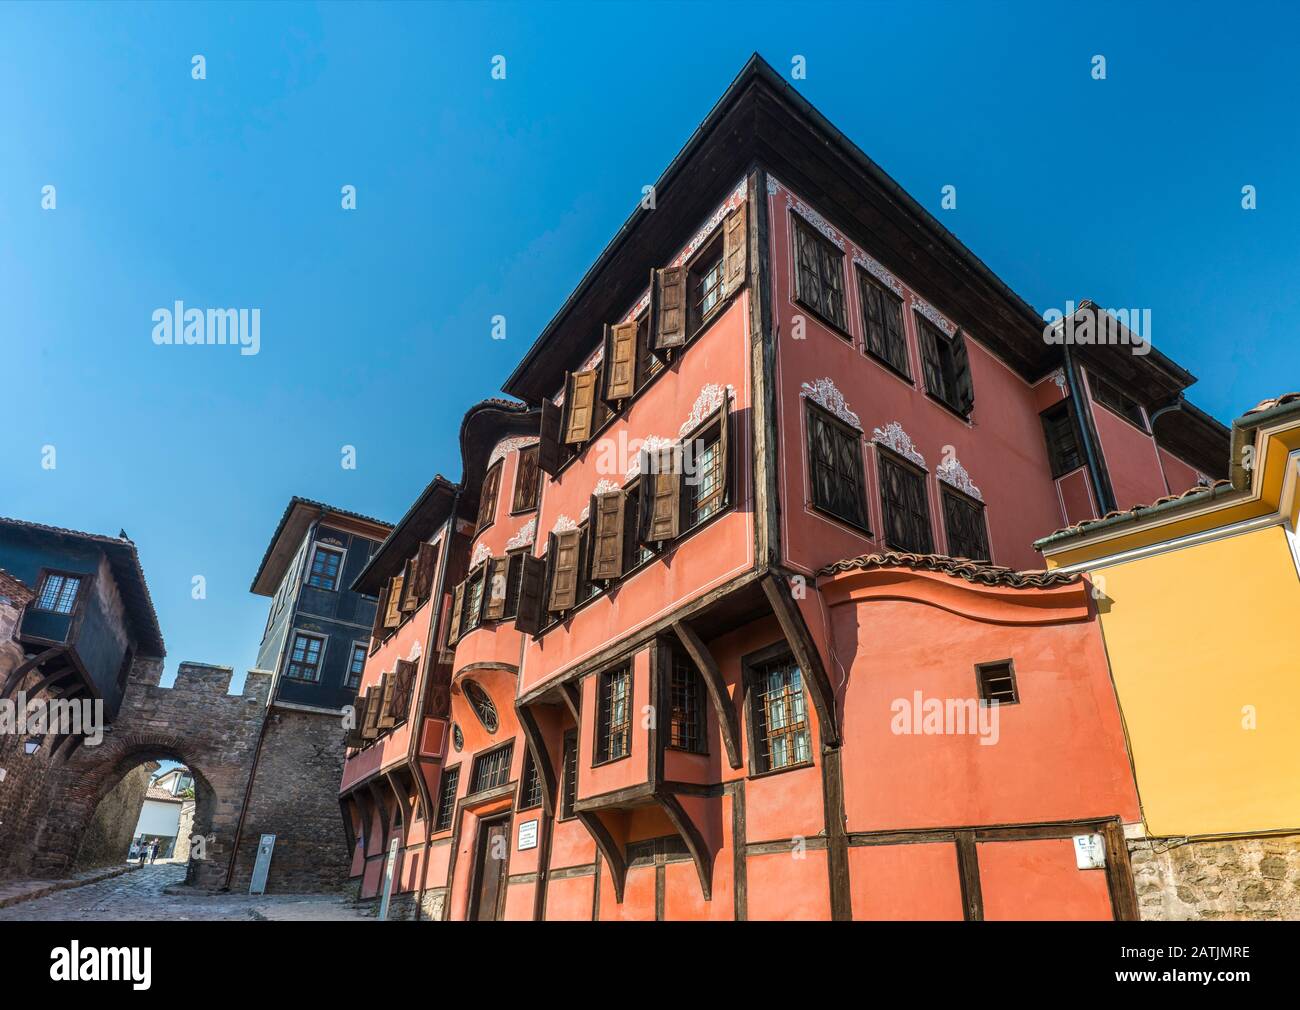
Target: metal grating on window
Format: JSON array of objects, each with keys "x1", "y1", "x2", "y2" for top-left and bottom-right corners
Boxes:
[
  {"x1": 977, "y1": 661, "x2": 1018, "y2": 705},
  {"x1": 433, "y1": 766, "x2": 460, "y2": 832},
  {"x1": 595, "y1": 665, "x2": 631, "y2": 763},
  {"x1": 752, "y1": 655, "x2": 811, "y2": 772},
  {"x1": 469, "y1": 742, "x2": 513, "y2": 794}
]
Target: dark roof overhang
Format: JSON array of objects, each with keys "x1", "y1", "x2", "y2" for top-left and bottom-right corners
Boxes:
[
  {"x1": 250, "y1": 497, "x2": 392, "y2": 596},
  {"x1": 352, "y1": 476, "x2": 459, "y2": 596}
]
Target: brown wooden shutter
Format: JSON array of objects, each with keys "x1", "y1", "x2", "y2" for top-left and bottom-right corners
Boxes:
[
  {"x1": 346, "y1": 694, "x2": 367, "y2": 747},
  {"x1": 538, "y1": 398, "x2": 563, "y2": 476},
  {"x1": 511, "y1": 445, "x2": 540, "y2": 512},
  {"x1": 951, "y1": 330, "x2": 974, "y2": 415},
  {"x1": 361, "y1": 687, "x2": 382, "y2": 739},
  {"x1": 722, "y1": 203, "x2": 748, "y2": 298},
  {"x1": 639, "y1": 446, "x2": 681, "y2": 544},
  {"x1": 413, "y1": 541, "x2": 437, "y2": 600},
  {"x1": 717, "y1": 391, "x2": 731, "y2": 507},
  {"x1": 548, "y1": 528, "x2": 581, "y2": 612},
  {"x1": 654, "y1": 266, "x2": 686, "y2": 351},
  {"x1": 446, "y1": 581, "x2": 466, "y2": 646},
  {"x1": 603, "y1": 322, "x2": 637, "y2": 401},
  {"x1": 484, "y1": 556, "x2": 510, "y2": 621},
  {"x1": 377, "y1": 672, "x2": 397, "y2": 729},
  {"x1": 384, "y1": 575, "x2": 404, "y2": 627},
  {"x1": 514, "y1": 554, "x2": 546, "y2": 635},
  {"x1": 563, "y1": 370, "x2": 598, "y2": 444},
  {"x1": 400, "y1": 558, "x2": 420, "y2": 611},
  {"x1": 591, "y1": 490, "x2": 625, "y2": 580},
  {"x1": 370, "y1": 582, "x2": 389, "y2": 647},
  {"x1": 918, "y1": 319, "x2": 944, "y2": 400},
  {"x1": 392, "y1": 659, "x2": 417, "y2": 721}
]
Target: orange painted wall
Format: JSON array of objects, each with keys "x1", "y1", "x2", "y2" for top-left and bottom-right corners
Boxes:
[
  {"x1": 746, "y1": 849, "x2": 832, "y2": 921},
  {"x1": 847, "y1": 842, "x2": 965, "y2": 920},
  {"x1": 978, "y1": 838, "x2": 1114, "y2": 920}
]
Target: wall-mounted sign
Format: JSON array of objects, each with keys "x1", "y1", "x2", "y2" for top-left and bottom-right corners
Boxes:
[
  {"x1": 518, "y1": 819, "x2": 539, "y2": 851},
  {"x1": 1073, "y1": 833, "x2": 1106, "y2": 869}
]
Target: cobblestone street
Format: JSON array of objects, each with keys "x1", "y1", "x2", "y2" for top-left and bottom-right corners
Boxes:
[{"x1": 0, "y1": 864, "x2": 372, "y2": 921}]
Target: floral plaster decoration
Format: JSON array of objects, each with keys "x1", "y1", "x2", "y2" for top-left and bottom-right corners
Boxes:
[
  {"x1": 854, "y1": 250, "x2": 904, "y2": 298},
  {"x1": 470, "y1": 543, "x2": 491, "y2": 569},
  {"x1": 625, "y1": 435, "x2": 674, "y2": 479},
  {"x1": 801, "y1": 378, "x2": 861, "y2": 430},
  {"x1": 872, "y1": 421, "x2": 926, "y2": 469},
  {"x1": 1049, "y1": 368, "x2": 1068, "y2": 395},
  {"x1": 678, "y1": 384, "x2": 735, "y2": 438},
  {"x1": 505, "y1": 517, "x2": 536, "y2": 551},
  {"x1": 787, "y1": 194, "x2": 846, "y2": 251},
  {"x1": 910, "y1": 295, "x2": 957, "y2": 337},
  {"x1": 551, "y1": 515, "x2": 578, "y2": 535},
  {"x1": 936, "y1": 456, "x2": 983, "y2": 502}
]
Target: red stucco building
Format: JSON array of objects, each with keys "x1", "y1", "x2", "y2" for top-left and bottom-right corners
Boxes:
[{"x1": 338, "y1": 56, "x2": 1226, "y2": 921}]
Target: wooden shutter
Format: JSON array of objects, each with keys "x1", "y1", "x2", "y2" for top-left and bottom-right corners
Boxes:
[
  {"x1": 604, "y1": 322, "x2": 637, "y2": 401},
  {"x1": 413, "y1": 542, "x2": 437, "y2": 600},
  {"x1": 377, "y1": 672, "x2": 397, "y2": 729},
  {"x1": 654, "y1": 266, "x2": 686, "y2": 351},
  {"x1": 446, "y1": 581, "x2": 466, "y2": 646},
  {"x1": 361, "y1": 687, "x2": 382, "y2": 739},
  {"x1": 950, "y1": 330, "x2": 974, "y2": 415},
  {"x1": 591, "y1": 490, "x2": 625, "y2": 580},
  {"x1": 392, "y1": 659, "x2": 417, "y2": 721},
  {"x1": 484, "y1": 556, "x2": 510, "y2": 621},
  {"x1": 563, "y1": 370, "x2": 598, "y2": 444},
  {"x1": 511, "y1": 445, "x2": 540, "y2": 512},
  {"x1": 384, "y1": 575, "x2": 404, "y2": 627},
  {"x1": 717, "y1": 391, "x2": 731, "y2": 507},
  {"x1": 514, "y1": 554, "x2": 546, "y2": 636},
  {"x1": 400, "y1": 558, "x2": 420, "y2": 611},
  {"x1": 639, "y1": 446, "x2": 681, "y2": 544},
  {"x1": 346, "y1": 694, "x2": 367, "y2": 747},
  {"x1": 918, "y1": 318, "x2": 945, "y2": 401},
  {"x1": 538, "y1": 398, "x2": 563, "y2": 476},
  {"x1": 548, "y1": 528, "x2": 581, "y2": 612},
  {"x1": 370, "y1": 582, "x2": 389, "y2": 647},
  {"x1": 722, "y1": 203, "x2": 748, "y2": 298}
]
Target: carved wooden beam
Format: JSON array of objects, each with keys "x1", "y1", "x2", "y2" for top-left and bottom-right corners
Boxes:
[
  {"x1": 671, "y1": 620, "x2": 743, "y2": 770},
  {"x1": 576, "y1": 811, "x2": 626, "y2": 904},
  {"x1": 515, "y1": 702, "x2": 558, "y2": 817},
  {"x1": 656, "y1": 791, "x2": 713, "y2": 900},
  {"x1": 1, "y1": 646, "x2": 66, "y2": 699},
  {"x1": 760, "y1": 572, "x2": 840, "y2": 747}
]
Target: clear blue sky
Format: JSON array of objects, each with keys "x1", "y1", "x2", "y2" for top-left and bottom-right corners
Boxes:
[{"x1": 2, "y1": 1, "x2": 1296, "y2": 687}]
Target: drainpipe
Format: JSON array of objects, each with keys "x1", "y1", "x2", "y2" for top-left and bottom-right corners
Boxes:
[
  {"x1": 1061, "y1": 345, "x2": 1117, "y2": 515},
  {"x1": 413, "y1": 489, "x2": 462, "y2": 918}
]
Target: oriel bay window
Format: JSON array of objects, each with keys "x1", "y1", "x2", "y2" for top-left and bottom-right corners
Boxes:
[
  {"x1": 748, "y1": 652, "x2": 811, "y2": 773},
  {"x1": 806, "y1": 401, "x2": 868, "y2": 531},
  {"x1": 917, "y1": 314, "x2": 974, "y2": 416},
  {"x1": 594, "y1": 664, "x2": 632, "y2": 764},
  {"x1": 878, "y1": 450, "x2": 933, "y2": 554},
  {"x1": 858, "y1": 267, "x2": 909, "y2": 377},
  {"x1": 792, "y1": 214, "x2": 848, "y2": 333},
  {"x1": 34, "y1": 572, "x2": 82, "y2": 614},
  {"x1": 942, "y1": 487, "x2": 990, "y2": 562}
]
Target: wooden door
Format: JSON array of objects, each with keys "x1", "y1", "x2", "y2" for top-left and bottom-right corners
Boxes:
[{"x1": 469, "y1": 818, "x2": 510, "y2": 921}]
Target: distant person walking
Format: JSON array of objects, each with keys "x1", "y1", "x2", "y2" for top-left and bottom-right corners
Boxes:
[
  {"x1": 136, "y1": 839, "x2": 147, "y2": 866},
  {"x1": 148, "y1": 839, "x2": 159, "y2": 864}
]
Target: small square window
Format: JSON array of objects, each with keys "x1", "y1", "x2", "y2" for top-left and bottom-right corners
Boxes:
[
  {"x1": 976, "y1": 660, "x2": 1018, "y2": 705},
  {"x1": 345, "y1": 642, "x2": 366, "y2": 689},
  {"x1": 34, "y1": 573, "x2": 81, "y2": 614}
]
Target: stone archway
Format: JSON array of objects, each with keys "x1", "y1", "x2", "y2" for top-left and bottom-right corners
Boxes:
[{"x1": 15, "y1": 660, "x2": 270, "y2": 890}]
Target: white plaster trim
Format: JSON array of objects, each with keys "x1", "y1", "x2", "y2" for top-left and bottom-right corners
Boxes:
[
  {"x1": 470, "y1": 543, "x2": 491, "y2": 569},
  {"x1": 853, "y1": 249, "x2": 904, "y2": 298},
  {"x1": 872, "y1": 421, "x2": 926, "y2": 469},
  {"x1": 625, "y1": 435, "x2": 674, "y2": 479},
  {"x1": 801, "y1": 378, "x2": 861, "y2": 430},
  {"x1": 678, "y1": 383, "x2": 735, "y2": 438},
  {"x1": 1049, "y1": 368, "x2": 1068, "y2": 396},
  {"x1": 488, "y1": 435, "x2": 539, "y2": 469},
  {"x1": 551, "y1": 514, "x2": 578, "y2": 535},
  {"x1": 936, "y1": 456, "x2": 983, "y2": 502},
  {"x1": 592, "y1": 478, "x2": 621, "y2": 496},
  {"x1": 787, "y1": 194, "x2": 846, "y2": 251},
  {"x1": 910, "y1": 294, "x2": 957, "y2": 337}
]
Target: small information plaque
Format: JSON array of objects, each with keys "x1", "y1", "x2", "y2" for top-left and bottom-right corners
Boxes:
[{"x1": 518, "y1": 819, "x2": 539, "y2": 851}]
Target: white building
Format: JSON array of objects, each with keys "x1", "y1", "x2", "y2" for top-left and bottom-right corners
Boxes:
[{"x1": 130, "y1": 767, "x2": 193, "y2": 859}]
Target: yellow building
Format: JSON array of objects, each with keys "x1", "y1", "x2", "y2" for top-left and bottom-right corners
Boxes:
[{"x1": 1036, "y1": 394, "x2": 1300, "y2": 918}]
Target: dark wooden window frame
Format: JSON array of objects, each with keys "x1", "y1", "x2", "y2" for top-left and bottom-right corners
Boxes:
[
  {"x1": 433, "y1": 765, "x2": 460, "y2": 833},
  {"x1": 805, "y1": 400, "x2": 870, "y2": 533},
  {"x1": 1089, "y1": 373, "x2": 1149, "y2": 433},
  {"x1": 742, "y1": 643, "x2": 814, "y2": 778},
  {"x1": 876, "y1": 446, "x2": 934, "y2": 555},
  {"x1": 1041, "y1": 400, "x2": 1086, "y2": 478},
  {"x1": 305, "y1": 542, "x2": 346, "y2": 592},
  {"x1": 915, "y1": 311, "x2": 973, "y2": 418},
  {"x1": 518, "y1": 747, "x2": 544, "y2": 811},
  {"x1": 468, "y1": 740, "x2": 515, "y2": 796},
  {"x1": 462, "y1": 678, "x2": 499, "y2": 733},
  {"x1": 976, "y1": 659, "x2": 1019, "y2": 706},
  {"x1": 941, "y1": 485, "x2": 991, "y2": 562},
  {"x1": 476, "y1": 460, "x2": 504, "y2": 534},
  {"x1": 284, "y1": 630, "x2": 327, "y2": 683},
  {"x1": 681, "y1": 414, "x2": 725, "y2": 533},
  {"x1": 790, "y1": 213, "x2": 851, "y2": 338},
  {"x1": 560, "y1": 728, "x2": 578, "y2": 820},
  {"x1": 31, "y1": 568, "x2": 88, "y2": 616},
  {"x1": 856, "y1": 265, "x2": 911, "y2": 382},
  {"x1": 666, "y1": 646, "x2": 708, "y2": 755},
  {"x1": 510, "y1": 444, "x2": 541, "y2": 515},
  {"x1": 593, "y1": 663, "x2": 633, "y2": 766},
  {"x1": 461, "y1": 563, "x2": 488, "y2": 636},
  {"x1": 345, "y1": 641, "x2": 367, "y2": 690},
  {"x1": 686, "y1": 232, "x2": 726, "y2": 339}
]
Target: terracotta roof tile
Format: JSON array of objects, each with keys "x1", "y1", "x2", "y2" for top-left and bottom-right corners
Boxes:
[
  {"x1": 1044, "y1": 479, "x2": 1232, "y2": 539},
  {"x1": 817, "y1": 551, "x2": 1078, "y2": 588},
  {"x1": 1243, "y1": 392, "x2": 1300, "y2": 416},
  {"x1": 0, "y1": 569, "x2": 34, "y2": 605}
]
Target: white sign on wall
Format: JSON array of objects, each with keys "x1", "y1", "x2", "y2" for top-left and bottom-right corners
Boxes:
[
  {"x1": 1073, "y1": 833, "x2": 1106, "y2": 869},
  {"x1": 518, "y1": 819, "x2": 539, "y2": 851}
]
